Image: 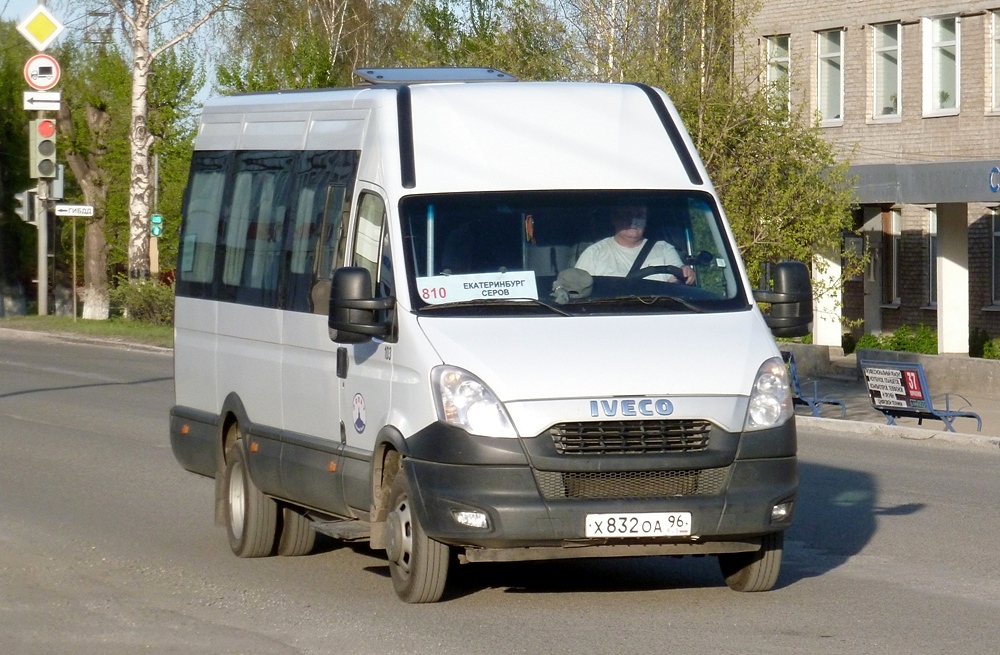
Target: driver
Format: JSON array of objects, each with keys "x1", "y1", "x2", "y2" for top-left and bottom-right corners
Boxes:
[{"x1": 575, "y1": 205, "x2": 696, "y2": 284}]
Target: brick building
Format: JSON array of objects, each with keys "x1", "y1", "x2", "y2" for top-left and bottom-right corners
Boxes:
[{"x1": 743, "y1": 1, "x2": 1000, "y2": 353}]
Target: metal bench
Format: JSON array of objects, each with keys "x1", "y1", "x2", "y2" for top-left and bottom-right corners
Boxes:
[
  {"x1": 859, "y1": 359, "x2": 982, "y2": 433},
  {"x1": 781, "y1": 351, "x2": 846, "y2": 418}
]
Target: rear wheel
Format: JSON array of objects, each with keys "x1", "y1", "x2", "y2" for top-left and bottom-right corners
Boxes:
[
  {"x1": 224, "y1": 439, "x2": 278, "y2": 558},
  {"x1": 277, "y1": 506, "x2": 316, "y2": 557},
  {"x1": 385, "y1": 469, "x2": 450, "y2": 603},
  {"x1": 718, "y1": 532, "x2": 783, "y2": 592}
]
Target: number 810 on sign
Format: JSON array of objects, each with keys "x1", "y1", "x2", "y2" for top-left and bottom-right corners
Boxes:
[{"x1": 585, "y1": 511, "x2": 692, "y2": 538}]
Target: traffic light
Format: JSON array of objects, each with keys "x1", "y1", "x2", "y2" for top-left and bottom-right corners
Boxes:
[
  {"x1": 14, "y1": 190, "x2": 35, "y2": 223},
  {"x1": 150, "y1": 213, "x2": 163, "y2": 237},
  {"x1": 29, "y1": 118, "x2": 57, "y2": 178}
]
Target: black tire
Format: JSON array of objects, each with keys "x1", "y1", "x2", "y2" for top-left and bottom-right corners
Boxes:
[
  {"x1": 718, "y1": 532, "x2": 783, "y2": 592},
  {"x1": 224, "y1": 441, "x2": 278, "y2": 558},
  {"x1": 385, "y1": 469, "x2": 450, "y2": 603},
  {"x1": 277, "y1": 506, "x2": 316, "y2": 557}
]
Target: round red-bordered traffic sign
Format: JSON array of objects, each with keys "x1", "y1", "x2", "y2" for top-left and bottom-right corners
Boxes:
[{"x1": 24, "y1": 53, "x2": 61, "y2": 91}]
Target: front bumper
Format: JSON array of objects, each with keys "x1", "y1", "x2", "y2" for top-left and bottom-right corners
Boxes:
[{"x1": 401, "y1": 420, "x2": 797, "y2": 558}]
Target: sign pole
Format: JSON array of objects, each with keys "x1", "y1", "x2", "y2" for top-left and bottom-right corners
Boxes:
[
  {"x1": 72, "y1": 216, "x2": 77, "y2": 322},
  {"x1": 35, "y1": 178, "x2": 48, "y2": 316}
]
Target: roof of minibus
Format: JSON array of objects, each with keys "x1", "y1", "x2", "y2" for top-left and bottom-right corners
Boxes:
[{"x1": 197, "y1": 82, "x2": 707, "y2": 194}]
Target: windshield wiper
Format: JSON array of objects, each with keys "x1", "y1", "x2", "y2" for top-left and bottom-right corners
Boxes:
[
  {"x1": 419, "y1": 297, "x2": 573, "y2": 316},
  {"x1": 582, "y1": 295, "x2": 705, "y2": 313}
]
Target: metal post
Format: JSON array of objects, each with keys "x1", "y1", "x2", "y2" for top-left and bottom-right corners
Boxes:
[
  {"x1": 151, "y1": 153, "x2": 159, "y2": 276},
  {"x1": 35, "y1": 179, "x2": 48, "y2": 315},
  {"x1": 72, "y1": 216, "x2": 77, "y2": 321}
]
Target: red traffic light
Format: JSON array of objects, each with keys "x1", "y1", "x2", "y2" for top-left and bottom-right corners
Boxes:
[{"x1": 37, "y1": 119, "x2": 56, "y2": 138}]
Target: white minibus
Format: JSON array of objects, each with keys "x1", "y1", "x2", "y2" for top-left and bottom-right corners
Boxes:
[{"x1": 170, "y1": 68, "x2": 812, "y2": 603}]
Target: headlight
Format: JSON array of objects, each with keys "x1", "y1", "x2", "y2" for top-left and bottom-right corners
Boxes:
[
  {"x1": 431, "y1": 366, "x2": 518, "y2": 438},
  {"x1": 744, "y1": 357, "x2": 793, "y2": 431}
]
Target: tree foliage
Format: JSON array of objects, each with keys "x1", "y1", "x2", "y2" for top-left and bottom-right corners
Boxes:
[
  {"x1": 0, "y1": 20, "x2": 36, "y2": 296},
  {"x1": 215, "y1": 0, "x2": 573, "y2": 90},
  {"x1": 703, "y1": 84, "x2": 857, "y2": 288},
  {"x1": 397, "y1": 0, "x2": 573, "y2": 79}
]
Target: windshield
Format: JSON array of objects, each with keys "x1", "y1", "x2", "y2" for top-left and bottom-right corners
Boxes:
[{"x1": 400, "y1": 190, "x2": 748, "y2": 315}]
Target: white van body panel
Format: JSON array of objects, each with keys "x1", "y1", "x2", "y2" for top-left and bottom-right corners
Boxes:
[
  {"x1": 406, "y1": 83, "x2": 693, "y2": 193},
  {"x1": 416, "y1": 309, "x2": 777, "y2": 435}
]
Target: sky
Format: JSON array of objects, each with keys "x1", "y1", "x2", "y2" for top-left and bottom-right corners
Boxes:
[{"x1": 1, "y1": 0, "x2": 56, "y2": 23}]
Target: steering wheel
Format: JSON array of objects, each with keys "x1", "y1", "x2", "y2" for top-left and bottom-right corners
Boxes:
[{"x1": 627, "y1": 264, "x2": 688, "y2": 284}]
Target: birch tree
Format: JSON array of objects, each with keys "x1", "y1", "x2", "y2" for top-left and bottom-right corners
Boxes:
[{"x1": 104, "y1": 0, "x2": 231, "y2": 281}]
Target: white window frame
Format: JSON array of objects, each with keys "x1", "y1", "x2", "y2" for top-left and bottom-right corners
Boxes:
[
  {"x1": 992, "y1": 12, "x2": 1000, "y2": 112},
  {"x1": 922, "y1": 15, "x2": 960, "y2": 116},
  {"x1": 873, "y1": 22, "x2": 901, "y2": 119},
  {"x1": 817, "y1": 29, "x2": 844, "y2": 124},
  {"x1": 886, "y1": 210, "x2": 902, "y2": 305},
  {"x1": 927, "y1": 209, "x2": 937, "y2": 306},
  {"x1": 766, "y1": 35, "x2": 791, "y2": 112},
  {"x1": 993, "y1": 210, "x2": 1000, "y2": 304}
]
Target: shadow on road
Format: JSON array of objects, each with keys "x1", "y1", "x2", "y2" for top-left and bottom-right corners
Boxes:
[
  {"x1": 781, "y1": 461, "x2": 923, "y2": 585},
  {"x1": 349, "y1": 460, "x2": 921, "y2": 600}
]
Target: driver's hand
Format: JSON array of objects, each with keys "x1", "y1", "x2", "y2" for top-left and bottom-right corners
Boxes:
[{"x1": 681, "y1": 265, "x2": 696, "y2": 285}]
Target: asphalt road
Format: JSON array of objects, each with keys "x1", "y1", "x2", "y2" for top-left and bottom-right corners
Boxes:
[{"x1": 1, "y1": 328, "x2": 998, "y2": 654}]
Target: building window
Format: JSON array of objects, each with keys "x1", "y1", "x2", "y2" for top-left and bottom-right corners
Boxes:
[
  {"x1": 766, "y1": 35, "x2": 791, "y2": 110},
  {"x1": 993, "y1": 211, "x2": 1000, "y2": 304},
  {"x1": 873, "y1": 23, "x2": 900, "y2": 117},
  {"x1": 923, "y1": 16, "x2": 960, "y2": 115},
  {"x1": 992, "y1": 12, "x2": 1000, "y2": 111},
  {"x1": 817, "y1": 30, "x2": 843, "y2": 122},
  {"x1": 884, "y1": 209, "x2": 901, "y2": 305},
  {"x1": 928, "y1": 209, "x2": 937, "y2": 306}
]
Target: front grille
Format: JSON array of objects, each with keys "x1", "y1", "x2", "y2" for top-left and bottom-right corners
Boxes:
[
  {"x1": 549, "y1": 419, "x2": 712, "y2": 455},
  {"x1": 533, "y1": 467, "x2": 729, "y2": 500}
]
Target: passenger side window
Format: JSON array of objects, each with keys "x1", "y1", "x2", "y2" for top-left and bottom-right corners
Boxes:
[
  {"x1": 220, "y1": 151, "x2": 296, "y2": 306},
  {"x1": 177, "y1": 152, "x2": 229, "y2": 292},
  {"x1": 352, "y1": 192, "x2": 388, "y2": 290}
]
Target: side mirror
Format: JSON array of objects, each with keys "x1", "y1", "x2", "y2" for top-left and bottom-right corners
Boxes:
[
  {"x1": 328, "y1": 267, "x2": 395, "y2": 344},
  {"x1": 753, "y1": 261, "x2": 813, "y2": 338},
  {"x1": 685, "y1": 250, "x2": 715, "y2": 267}
]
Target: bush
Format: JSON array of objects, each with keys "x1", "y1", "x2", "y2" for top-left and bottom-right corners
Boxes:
[
  {"x1": 855, "y1": 333, "x2": 882, "y2": 351},
  {"x1": 110, "y1": 277, "x2": 175, "y2": 326},
  {"x1": 985, "y1": 339, "x2": 1000, "y2": 360},
  {"x1": 857, "y1": 326, "x2": 1000, "y2": 359}
]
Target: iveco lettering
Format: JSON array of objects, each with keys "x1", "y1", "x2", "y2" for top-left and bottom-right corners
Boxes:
[{"x1": 169, "y1": 67, "x2": 814, "y2": 603}]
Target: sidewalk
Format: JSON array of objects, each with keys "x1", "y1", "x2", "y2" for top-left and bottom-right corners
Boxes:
[{"x1": 791, "y1": 353, "x2": 1000, "y2": 448}]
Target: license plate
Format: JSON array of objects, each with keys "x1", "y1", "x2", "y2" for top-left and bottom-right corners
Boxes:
[{"x1": 585, "y1": 512, "x2": 692, "y2": 538}]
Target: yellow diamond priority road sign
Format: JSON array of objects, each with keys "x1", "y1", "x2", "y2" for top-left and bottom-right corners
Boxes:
[{"x1": 17, "y1": 5, "x2": 65, "y2": 52}]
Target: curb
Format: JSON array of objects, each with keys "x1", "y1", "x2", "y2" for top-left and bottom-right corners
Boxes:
[
  {"x1": 798, "y1": 415, "x2": 1000, "y2": 449},
  {"x1": 0, "y1": 326, "x2": 172, "y2": 355}
]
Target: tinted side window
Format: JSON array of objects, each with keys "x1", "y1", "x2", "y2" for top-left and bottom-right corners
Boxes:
[
  {"x1": 219, "y1": 151, "x2": 296, "y2": 307},
  {"x1": 177, "y1": 152, "x2": 230, "y2": 297},
  {"x1": 177, "y1": 148, "x2": 360, "y2": 310},
  {"x1": 285, "y1": 151, "x2": 357, "y2": 313}
]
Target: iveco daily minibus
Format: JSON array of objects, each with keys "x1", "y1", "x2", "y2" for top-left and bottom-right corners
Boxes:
[{"x1": 169, "y1": 68, "x2": 812, "y2": 603}]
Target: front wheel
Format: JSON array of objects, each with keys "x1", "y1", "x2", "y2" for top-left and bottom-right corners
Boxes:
[
  {"x1": 385, "y1": 469, "x2": 450, "y2": 603},
  {"x1": 718, "y1": 532, "x2": 783, "y2": 592},
  {"x1": 224, "y1": 440, "x2": 278, "y2": 558}
]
